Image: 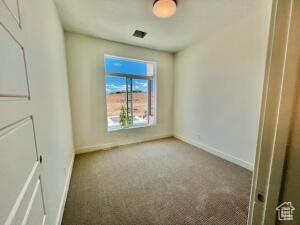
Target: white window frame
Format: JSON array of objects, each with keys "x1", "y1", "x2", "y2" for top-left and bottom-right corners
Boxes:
[{"x1": 104, "y1": 54, "x2": 157, "y2": 132}]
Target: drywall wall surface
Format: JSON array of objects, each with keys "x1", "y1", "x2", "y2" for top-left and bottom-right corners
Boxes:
[
  {"x1": 65, "y1": 32, "x2": 173, "y2": 152},
  {"x1": 22, "y1": 0, "x2": 74, "y2": 224},
  {"x1": 173, "y1": 5, "x2": 272, "y2": 170}
]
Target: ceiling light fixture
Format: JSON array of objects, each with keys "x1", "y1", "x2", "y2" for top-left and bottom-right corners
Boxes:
[{"x1": 153, "y1": 0, "x2": 177, "y2": 18}]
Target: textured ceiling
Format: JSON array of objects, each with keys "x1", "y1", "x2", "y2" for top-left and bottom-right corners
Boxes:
[{"x1": 55, "y1": 0, "x2": 268, "y2": 53}]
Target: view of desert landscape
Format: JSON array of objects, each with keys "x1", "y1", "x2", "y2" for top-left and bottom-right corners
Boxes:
[
  {"x1": 104, "y1": 71, "x2": 155, "y2": 129},
  {"x1": 106, "y1": 92, "x2": 148, "y2": 117}
]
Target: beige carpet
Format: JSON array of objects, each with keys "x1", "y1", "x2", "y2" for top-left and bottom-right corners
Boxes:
[{"x1": 62, "y1": 138, "x2": 252, "y2": 225}]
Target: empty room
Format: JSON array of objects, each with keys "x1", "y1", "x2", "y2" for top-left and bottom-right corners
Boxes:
[{"x1": 1, "y1": 0, "x2": 299, "y2": 225}]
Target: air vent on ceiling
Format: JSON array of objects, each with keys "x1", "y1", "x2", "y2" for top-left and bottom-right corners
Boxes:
[{"x1": 133, "y1": 30, "x2": 147, "y2": 38}]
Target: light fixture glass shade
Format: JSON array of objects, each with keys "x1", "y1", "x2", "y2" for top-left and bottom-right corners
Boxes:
[{"x1": 153, "y1": 0, "x2": 177, "y2": 18}]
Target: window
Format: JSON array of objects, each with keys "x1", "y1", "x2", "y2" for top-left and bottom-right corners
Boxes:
[{"x1": 104, "y1": 55, "x2": 156, "y2": 131}]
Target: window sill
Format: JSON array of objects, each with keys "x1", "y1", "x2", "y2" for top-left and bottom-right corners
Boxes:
[{"x1": 107, "y1": 123, "x2": 155, "y2": 132}]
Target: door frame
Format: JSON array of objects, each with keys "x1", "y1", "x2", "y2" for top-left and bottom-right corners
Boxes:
[{"x1": 248, "y1": 0, "x2": 300, "y2": 224}]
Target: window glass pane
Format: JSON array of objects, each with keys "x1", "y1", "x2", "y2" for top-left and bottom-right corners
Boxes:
[
  {"x1": 104, "y1": 57, "x2": 153, "y2": 76},
  {"x1": 132, "y1": 79, "x2": 148, "y2": 126},
  {"x1": 104, "y1": 55, "x2": 156, "y2": 131},
  {"x1": 149, "y1": 79, "x2": 155, "y2": 125},
  {"x1": 105, "y1": 76, "x2": 127, "y2": 130}
]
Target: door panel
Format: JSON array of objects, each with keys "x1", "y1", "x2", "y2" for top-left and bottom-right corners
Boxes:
[
  {"x1": 0, "y1": 23, "x2": 28, "y2": 98},
  {"x1": 0, "y1": 118, "x2": 38, "y2": 224},
  {"x1": 0, "y1": 0, "x2": 46, "y2": 224},
  {"x1": 22, "y1": 179, "x2": 46, "y2": 225},
  {"x1": 10, "y1": 162, "x2": 40, "y2": 225},
  {"x1": 2, "y1": 0, "x2": 19, "y2": 24},
  {"x1": 0, "y1": 1, "x2": 23, "y2": 39}
]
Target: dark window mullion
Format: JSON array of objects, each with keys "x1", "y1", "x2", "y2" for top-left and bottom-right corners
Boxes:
[
  {"x1": 148, "y1": 80, "x2": 151, "y2": 124},
  {"x1": 126, "y1": 77, "x2": 129, "y2": 123},
  {"x1": 130, "y1": 78, "x2": 133, "y2": 125},
  {"x1": 126, "y1": 77, "x2": 133, "y2": 126}
]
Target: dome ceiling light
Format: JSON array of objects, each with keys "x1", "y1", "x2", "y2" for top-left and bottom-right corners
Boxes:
[{"x1": 153, "y1": 0, "x2": 177, "y2": 18}]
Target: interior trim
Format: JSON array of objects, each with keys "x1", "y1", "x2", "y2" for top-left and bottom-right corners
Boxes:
[
  {"x1": 174, "y1": 133, "x2": 254, "y2": 171},
  {"x1": 75, "y1": 133, "x2": 172, "y2": 154},
  {"x1": 55, "y1": 153, "x2": 75, "y2": 225}
]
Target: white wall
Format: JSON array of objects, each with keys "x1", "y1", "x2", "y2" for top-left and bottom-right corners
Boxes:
[
  {"x1": 173, "y1": 6, "x2": 272, "y2": 170},
  {"x1": 65, "y1": 32, "x2": 173, "y2": 153},
  {"x1": 22, "y1": 0, "x2": 74, "y2": 224}
]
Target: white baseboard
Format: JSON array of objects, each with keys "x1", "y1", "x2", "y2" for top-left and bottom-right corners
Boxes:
[
  {"x1": 75, "y1": 133, "x2": 172, "y2": 154},
  {"x1": 173, "y1": 133, "x2": 254, "y2": 171},
  {"x1": 76, "y1": 133, "x2": 253, "y2": 170},
  {"x1": 55, "y1": 152, "x2": 75, "y2": 225}
]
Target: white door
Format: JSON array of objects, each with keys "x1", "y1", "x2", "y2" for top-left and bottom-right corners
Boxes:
[{"x1": 0, "y1": 1, "x2": 46, "y2": 225}]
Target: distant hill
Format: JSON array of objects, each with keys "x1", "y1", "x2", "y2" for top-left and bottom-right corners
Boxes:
[{"x1": 109, "y1": 90, "x2": 145, "y2": 94}]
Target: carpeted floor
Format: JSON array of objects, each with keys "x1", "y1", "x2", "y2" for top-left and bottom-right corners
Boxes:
[{"x1": 62, "y1": 138, "x2": 252, "y2": 225}]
